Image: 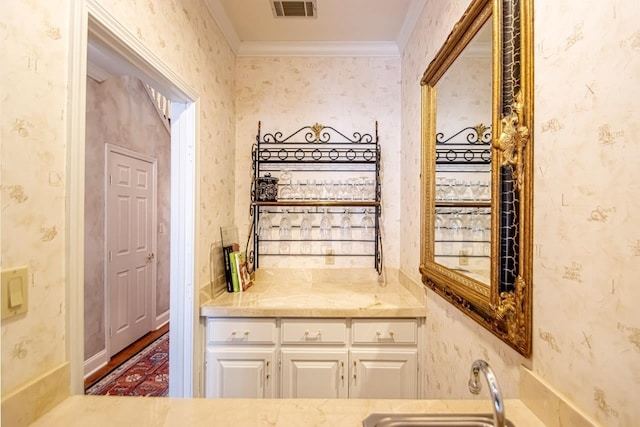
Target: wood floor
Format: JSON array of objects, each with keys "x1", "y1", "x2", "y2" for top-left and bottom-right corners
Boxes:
[{"x1": 84, "y1": 323, "x2": 170, "y2": 390}]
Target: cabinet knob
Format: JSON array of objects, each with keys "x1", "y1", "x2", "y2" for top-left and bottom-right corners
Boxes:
[{"x1": 389, "y1": 331, "x2": 394, "y2": 337}]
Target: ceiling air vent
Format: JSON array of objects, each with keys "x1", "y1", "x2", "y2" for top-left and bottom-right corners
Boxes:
[{"x1": 271, "y1": 0, "x2": 316, "y2": 18}]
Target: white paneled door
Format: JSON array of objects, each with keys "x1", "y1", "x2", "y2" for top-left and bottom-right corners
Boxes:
[{"x1": 107, "y1": 145, "x2": 157, "y2": 357}]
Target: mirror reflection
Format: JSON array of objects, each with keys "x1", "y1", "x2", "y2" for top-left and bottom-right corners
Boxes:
[{"x1": 434, "y1": 19, "x2": 492, "y2": 284}]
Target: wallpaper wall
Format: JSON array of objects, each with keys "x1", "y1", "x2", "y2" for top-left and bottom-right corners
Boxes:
[
  {"x1": 1, "y1": 0, "x2": 70, "y2": 396},
  {"x1": 1, "y1": 0, "x2": 236, "y2": 396},
  {"x1": 235, "y1": 57, "x2": 402, "y2": 270},
  {"x1": 401, "y1": 0, "x2": 640, "y2": 425},
  {"x1": 84, "y1": 75, "x2": 171, "y2": 360}
]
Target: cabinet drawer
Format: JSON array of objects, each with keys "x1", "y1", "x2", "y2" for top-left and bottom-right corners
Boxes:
[
  {"x1": 351, "y1": 319, "x2": 417, "y2": 344},
  {"x1": 207, "y1": 318, "x2": 277, "y2": 344},
  {"x1": 281, "y1": 319, "x2": 347, "y2": 344}
]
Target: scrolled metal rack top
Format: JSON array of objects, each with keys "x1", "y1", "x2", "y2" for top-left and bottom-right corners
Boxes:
[
  {"x1": 435, "y1": 123, "x2": 492, "y2": 165},
  {"x1": 257, "y1": 121, "x2": 378, "y2": 144}
]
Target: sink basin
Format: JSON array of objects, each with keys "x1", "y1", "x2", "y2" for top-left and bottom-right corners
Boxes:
[{"x1": 362, "y1": 413, "x2": 515, "y2": 427}]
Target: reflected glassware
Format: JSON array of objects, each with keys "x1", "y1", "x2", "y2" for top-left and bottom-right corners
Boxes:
[
  {"x1": 279, "y1": 169, "x2": 293, "y2": 199},
  {"x1": 434, "y1": 210, "x2": 445, "y2": 241},
  {"x1": 361, "y1": 209, "x2": 374, "y2": 240},
  {"x1": 448, "y1": 211, "x2": 464, "y2": 241},
  {"x1": 279, "y1": 209, "x2": 292, "y2": 254},
  {"x1": 470, "y1": 210, "x2": 485, "y2": 256},
  {"x1": 436, "y1": 177, "x2": 446, "y2": 201},
  {"x1": 300, "y1": 209, "x2": 312, "y2": 254},
  {"x1": 445, "y1": 178, "x2": 457, "y2": 201},
  {"x1": 470, "y1": 180, "x2": 482, "y2": 201},
  {"x1": 454, "y1": 179, "x2": 468, "y2": 200}
]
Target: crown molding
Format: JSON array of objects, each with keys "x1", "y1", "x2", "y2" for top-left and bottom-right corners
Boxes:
[
  {"x1": 237, "y1": 41, "x2": 399, "y2": 57},
  {"x1": 204, "y1": 0, "x2": 407, "y2": 57}
]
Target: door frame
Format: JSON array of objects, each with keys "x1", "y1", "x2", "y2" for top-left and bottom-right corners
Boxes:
[
  {"x1": 67, "y1": 0, "x2": 201, "y2": 396},
  {"x1": 105, "y1": 144, "x2": 158, "y2": 357}
]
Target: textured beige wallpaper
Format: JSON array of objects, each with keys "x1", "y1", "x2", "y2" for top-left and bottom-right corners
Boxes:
[
  {"x1": 235, "y1": 56, "x2": 402, "y2": 270},
  {"x1": 1, "y1": 0, "x2": 70, "y2": 395},
  {"x1": 401, "y1": 0, "x2": 640, "y2": 425},
  {"x1": 1, "y1": 0, "x2": 236, "y2": 395}
]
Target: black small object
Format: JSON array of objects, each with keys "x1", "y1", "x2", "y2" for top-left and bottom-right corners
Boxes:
[{"x1": 256, "y1": 173, "x2": 279, "y2": 201}]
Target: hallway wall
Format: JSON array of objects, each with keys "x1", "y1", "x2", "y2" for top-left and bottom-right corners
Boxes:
[{"x1": 84, "y1": 75, "x2": 171, "y2": 362}]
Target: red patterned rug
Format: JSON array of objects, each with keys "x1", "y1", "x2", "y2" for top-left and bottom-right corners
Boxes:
[{"x1": 86, "y1": 333, "x2": 169, "y2": 396}]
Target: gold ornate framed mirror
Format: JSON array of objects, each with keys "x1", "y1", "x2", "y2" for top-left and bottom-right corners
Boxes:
[{"x1": 420, "y1": 0, "x2": 533, "y2": 356}]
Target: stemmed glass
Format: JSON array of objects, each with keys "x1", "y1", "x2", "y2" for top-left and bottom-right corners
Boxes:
[
  {"x1": 279, "y1": 169, "x2": 293, "y2": 200},
  {"x1": 470, "y1": 180, "x2": 482, "y2": 201},
  {"x1": 258, "y1": 210, "x2": 272, "y2": 253},
  {"x1": 445, "y1": 178, "x2": 457, "y2": 201},
  {"x1": 279, "y1": 209, "x2": 292, "y2": 254},
  {"x1": 470, "y1": 209, "x2": 485, "y2": 256},
  {"x1": 361, "y1": 209, "x2": 374, "y2": 240},
  {"x1": 300, "y1": 209, "x2": 313, "y2": 254},
  {"x1": 340, "y1": 209, "x2": 353, "y2": 253},
  {"x1": 453, "y1": 179, "x2": 468, "y2": 201},
  {"x1": 307, "y1": 179, "x2": 321, "y2": 200},
  {"x1": 319, "y1": 208, "x2": 333, "y2": 254}
]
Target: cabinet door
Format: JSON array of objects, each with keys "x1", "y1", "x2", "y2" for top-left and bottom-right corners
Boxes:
[
  {"x1": 281, "y1": 349, "x2": 348, "y2": 398},
  {"x1": 349, "y1": 349, "x2": 417, "y2": 399},
  {"x1": 206, "y1": 347, "x2": 276, "y2": 398}
]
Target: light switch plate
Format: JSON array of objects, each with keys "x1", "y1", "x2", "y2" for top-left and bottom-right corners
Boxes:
[{"x1": 2, "y1": 267, "x2": 28, "y2": 320}]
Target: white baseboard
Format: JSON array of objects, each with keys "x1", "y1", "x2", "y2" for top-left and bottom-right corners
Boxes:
[
  {"x1": 155, "y1": 309, "x2": 169, "y2": 329},
  {"x1": 83, "y1": 349, "x2": 108, "y2": 379}
]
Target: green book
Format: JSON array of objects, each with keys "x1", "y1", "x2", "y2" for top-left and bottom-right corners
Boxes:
[{"x1": 229, "y1": 250, "x2": 241, "y2": 292}]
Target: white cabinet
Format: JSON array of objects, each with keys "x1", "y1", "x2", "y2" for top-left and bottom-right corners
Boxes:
[
  {"x1": 349, "y1": 349, "x2": 417, "y2": 399},
  {"x1": 349, "y1": 319, "x2": 419, "y2": 399},
  {"x1": 280, "y1": 318, "x2": 348, "y2": 398},
  {"x1": 205, "y1": 317, "x2": 421, "y2": 399},
  {"x1": 205, "y1": 318, "x2": 277, "y2": 398},
  {"x1": 206, "y1": 348, "x2": 276, "y2": 398},
  {"x1": 280, "y1": 349, "x2": 348, "y2": 398}
]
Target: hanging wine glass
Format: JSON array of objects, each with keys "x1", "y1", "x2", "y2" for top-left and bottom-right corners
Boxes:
[
  {"x1": 300, "y1": 209, "x2": 312, "y2": 254},
  {"x1": 361, "y1": 209, "x2": 374, "y2": 241},
  {"x1": 279, "y1": 209, "x2": 292, "y2": 254},
  {"x1": 258, "y1": 210, "x2": 272, "y2": 253},
  {"x1": 340, "y1": 209, "x2": 353, "y2": 254},
  {"x1": 320, "y1": 208, "x2": 333, "y2": 254},
  {"x1": 470, "y1": 209, "x2": 485, "y2": 256}
]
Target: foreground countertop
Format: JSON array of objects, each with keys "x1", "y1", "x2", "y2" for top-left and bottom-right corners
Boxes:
[
  {"x1": 31, "y1": 396, "x2": 544, "y2": 427},
  {"x1": 200, "y1": 270, "x2": 425, "y2": 318}
]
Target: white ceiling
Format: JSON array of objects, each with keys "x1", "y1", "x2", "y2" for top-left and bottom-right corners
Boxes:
[{"x1": 205, "y1": 0, "x2": 427, "y2": 56}]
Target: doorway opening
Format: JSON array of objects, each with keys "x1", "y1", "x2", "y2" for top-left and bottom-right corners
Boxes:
[{"x1": 68, "y1": 0, "x2": 199, "y2": 398}]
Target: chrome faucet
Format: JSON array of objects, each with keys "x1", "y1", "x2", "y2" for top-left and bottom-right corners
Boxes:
[{"x1": 468, "y1": 359, "x2": 505, "y2": 427}]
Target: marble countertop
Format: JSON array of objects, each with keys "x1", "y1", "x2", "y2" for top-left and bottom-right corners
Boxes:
[
  {"x1": 31, "y1": 396, "x2": 544, "y2": 427},
  {"x1": 200, "y1": 269, "x2": 425, "y2": 318}
]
